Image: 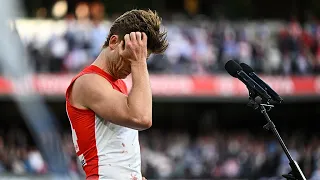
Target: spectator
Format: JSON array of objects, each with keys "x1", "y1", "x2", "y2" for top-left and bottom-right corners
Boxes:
[
  {"x1": 47, "y1": 34, "x2": 69, "y2": 72},
  {"x1": 0, "y1": 127, "x2": 319, "y2": 179},
  {"x1": 89, "y1": 2, "x2": 109, "y2": 59},
  {"x1": 27, "y1": 148, "x2": 46, "y2": 174},
  {"x1": 14, "y1": 13, "x2": 320, "y2": 75}
]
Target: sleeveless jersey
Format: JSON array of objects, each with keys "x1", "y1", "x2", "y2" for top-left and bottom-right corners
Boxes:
[{"x1": 65, "y1": 65, "x2": 142, "y2": 180}]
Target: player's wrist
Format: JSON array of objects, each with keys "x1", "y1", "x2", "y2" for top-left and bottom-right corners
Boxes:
[{"x1": 130, "y1": 60, "x2": 147, "y2": 67}]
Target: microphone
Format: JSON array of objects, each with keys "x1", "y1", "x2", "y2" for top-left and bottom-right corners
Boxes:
[
  {"x1": 225, "y1": 60, "x2": 271, "y2": 101},
  {"x1": 240, "y1": 63, "x2": 283, "y2": 103}
]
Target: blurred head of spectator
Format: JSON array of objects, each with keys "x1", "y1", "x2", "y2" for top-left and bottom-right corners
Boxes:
[
  {"x1": 75, "y1": 2, "x2": 90, "y2": 21},
  {"x1": 90, "y1": 2, "x2": 105, "y2": 23}
]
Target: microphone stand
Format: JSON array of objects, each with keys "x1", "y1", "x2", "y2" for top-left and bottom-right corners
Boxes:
[{"x1": 247, "y1": 89, "x2": 306, "y2": 180}]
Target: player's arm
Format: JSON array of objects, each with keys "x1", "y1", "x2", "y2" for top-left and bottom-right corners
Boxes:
[
  {"x1": 72, "y1": 32, "x2": 152, "y2": 131},
  {"x1": 73, "y1": 74, "x2": 151, "y2": 131}
]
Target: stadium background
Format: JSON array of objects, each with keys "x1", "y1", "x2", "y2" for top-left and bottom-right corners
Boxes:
[{"x1": 1, "y1": 0, "x2": 320, "y2": 179}]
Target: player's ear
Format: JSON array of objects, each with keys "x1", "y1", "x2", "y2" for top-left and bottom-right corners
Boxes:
[{"x1": 109, "y1": 35, "x2": 120, "y2": 50}]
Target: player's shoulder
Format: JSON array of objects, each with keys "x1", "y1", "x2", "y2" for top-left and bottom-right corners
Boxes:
[
  {"x1": 73, "y1": 73, "x2": 113, "y2": 94},
  {"x1": 70, "y1": 73, "x2": 114, "y2": 106},
  {"x1": 77, "y1": 73, "x2": 112, "y2": 87}
]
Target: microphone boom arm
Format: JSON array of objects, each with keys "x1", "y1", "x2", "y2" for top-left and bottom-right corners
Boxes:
[{"x1": 247, "y1": 92, "x2": 306, "y2": 180}]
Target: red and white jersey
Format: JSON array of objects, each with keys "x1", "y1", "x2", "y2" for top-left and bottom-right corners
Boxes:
[{"x1": 66, "y1": 65, "x2": 142, "y2": 180}]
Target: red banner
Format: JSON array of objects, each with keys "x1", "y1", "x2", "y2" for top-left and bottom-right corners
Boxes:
[{"x1": 0, "y1": 74, "x2": 319, "y2": 97}]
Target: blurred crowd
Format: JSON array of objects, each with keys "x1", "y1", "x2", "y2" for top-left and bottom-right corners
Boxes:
[
  {"x1": 14, "y1": 2, "x2": 320, "y2": 76},
  {"x1": 1, "y1": 127, "x2": 320, "y2": 179},
  {"x1": 140, "y1": 130, "x2": 320, "y2": 179},
  {"x1": 0, "y1": 128, "x2": 82, "y2": 177}
]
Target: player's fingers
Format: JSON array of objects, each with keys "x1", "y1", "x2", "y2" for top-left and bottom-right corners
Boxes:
[
  {"x1": 129, "y1": 32, "x2": 137, "y2": 43},
  {"x1": 142, "y1": 32, "x2": 147, "y2": 45},
  {"x1": 124, "y1": 34, "x2": 130, "y2": 48},
  {"x1": 135, "y1": 32, "x2": 142, "y2": 44},
  {"x1": 142, "y1": 177, "x2": 147, "y2": 180}
]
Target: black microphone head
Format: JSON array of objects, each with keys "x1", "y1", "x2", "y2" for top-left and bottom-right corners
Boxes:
[
  {"x1": 225, "y1": 60, "x2": 243, "y2": 77},
  {"x1": 240, "y1": 63, "x2": 254, "y2": 73}
]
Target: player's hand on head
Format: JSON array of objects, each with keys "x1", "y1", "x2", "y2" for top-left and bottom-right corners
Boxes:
[{"x1": 119, "y1": 32, "x2": 148, "y2": 64}]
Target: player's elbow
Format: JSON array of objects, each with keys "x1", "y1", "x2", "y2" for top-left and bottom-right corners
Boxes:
[
  {"x1": 133, "y1": 116, "x2": 152, "y2": 130},
  {"x1": 141, "y1": 116, "x2": 152, "y2": 129}
]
